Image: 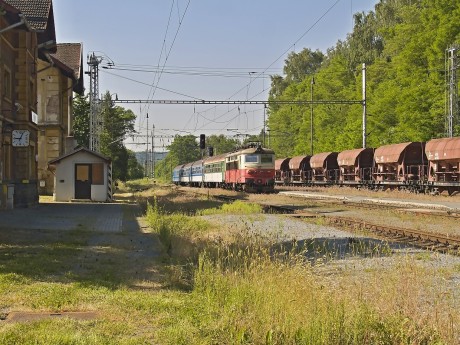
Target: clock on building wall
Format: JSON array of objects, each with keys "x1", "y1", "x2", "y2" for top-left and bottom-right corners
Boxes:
[{"x1": 12, "y1": 129, "x2": 30, "y2": 147}]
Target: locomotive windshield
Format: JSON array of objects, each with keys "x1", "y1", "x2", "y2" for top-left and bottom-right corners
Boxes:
[
  {"x1": 245, "y1": 155, "x2": 258, "y2": 163},
  {"x1": 244, "y1": 154, "x2": 274, "y2": 164},
  {"x1": 261, "y1": 155, "x2": 274, "y2": 163}
]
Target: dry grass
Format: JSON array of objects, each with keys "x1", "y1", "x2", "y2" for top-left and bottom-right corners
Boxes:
[
  {"x1": 143, "y1": 187, "x2": 460, "y2": 344},
  {"x1": 2, "y1": 184, "x2": 458, "y2": 344}
]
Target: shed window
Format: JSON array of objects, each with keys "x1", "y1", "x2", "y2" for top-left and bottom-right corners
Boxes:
[{"x1": 92, "y1": 163, "x2": 104, "y2": 185}]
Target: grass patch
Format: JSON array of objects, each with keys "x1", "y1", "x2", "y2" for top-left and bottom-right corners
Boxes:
[
  {"x1": 198, "y1": 200, "x2": 263, "y2": 216},
  {"x1": 1, "y1": 185, "x2": 458, "y2": 344},
  {"x1": 145, "y1": 198, "x2": 211, "y2": 260},
  {"x1": 153, "y1": 242, "x2": 447, "y2": 344}
]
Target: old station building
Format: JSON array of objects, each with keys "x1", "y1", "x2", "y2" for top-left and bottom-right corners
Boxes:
[
  {"x1": 37, "y1": 43, "x2": 84, "y2": 195},
  {"x1": 0, "y1": 0, "x2": 82, "y2": 209}
]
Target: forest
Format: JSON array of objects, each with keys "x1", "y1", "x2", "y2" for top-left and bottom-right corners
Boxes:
[{"x1": 267, "y1": 0, "x2": 460, "y2": 157}]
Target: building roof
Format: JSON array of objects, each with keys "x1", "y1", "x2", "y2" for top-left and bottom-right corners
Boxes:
[
  {"x1": 0, "y1": 0, "x2": 25, "y2": 26},
  {"x1": 5, "y1": 0, "x2": 50, "y2": 30},
  {"x1": 4, "y1": 0, "x2": 56, "y2": 49},
  {"x1": 50, "y1": 43, "x2": 84, "y2": 94},
  {"x1": 48, "y1": 147, "x2": 111, "y2": 165}
]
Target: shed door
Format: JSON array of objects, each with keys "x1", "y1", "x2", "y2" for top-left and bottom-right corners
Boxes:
[{"x1": 75, "y1": 164, "x2": 92, "y2": 199}]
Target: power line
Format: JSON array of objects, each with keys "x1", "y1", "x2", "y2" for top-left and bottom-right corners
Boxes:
[
  {"x1": 146, "y1": 0, "x2": 192, "y2": 114},
  {"x1": 187, "y1": 0, "x2": 345, "y2": 130},
  {"x1": 102, "y1": 66, "x2": 273, "y2": 79},
  {"x1": 101, "y1": 70, "x2": 202, "y2": 100}
]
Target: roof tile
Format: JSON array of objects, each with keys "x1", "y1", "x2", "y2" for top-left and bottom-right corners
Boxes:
[
  {"x1": 4, "y1": 0, "x2": 51, "y2": 30},
  {"x1": 50, "y1": 43, "x2": 83, "y2": 80}
]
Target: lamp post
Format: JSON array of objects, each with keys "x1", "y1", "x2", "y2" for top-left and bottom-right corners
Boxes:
[{"x1": 310, "y1": 76, "x2": 315, "y2": 155}]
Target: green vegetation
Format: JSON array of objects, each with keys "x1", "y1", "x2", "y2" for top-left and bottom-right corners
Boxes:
[
  {"x1": 198, "y1": 200, "x2": 263, "y2": 215},
  {"x1": 268, "y1": 0, "x2": 460, "y2": 157},
  {"x1": 146, "y1": 199, "x2": 210, "y2": 254},
  {"x1": 72, "y1": 92, "x2": 141, "y2": 181},
  {"x1": 0, "y1": 185, "x2": 458, "y2": 344}
]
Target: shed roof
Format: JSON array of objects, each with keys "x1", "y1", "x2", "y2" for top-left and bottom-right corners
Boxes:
[
  {"x1": 374, "y1": 142, "x2": 415, "y2": 164},
  {"x1": 289, "y1": 155, "x2": 311, "y2": 170},
  {"x1": 426, "y1": 137, "x2": 460, "y2": 161},
  {"x1": 310, "y1": 152, "x2": 337, "y2": 169},
  {"x1": 48, "y1": 147, "x2": 111, "y2": 165}
]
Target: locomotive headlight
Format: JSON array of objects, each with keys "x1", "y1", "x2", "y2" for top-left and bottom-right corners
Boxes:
[{"x1": 248, "y1": 170, "x2": 255, "y2": 175}]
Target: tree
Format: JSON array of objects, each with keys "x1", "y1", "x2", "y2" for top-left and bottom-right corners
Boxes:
[
  {"x1": 127, "y1": 150, "x2": 144, "y2": 180},
  {"x1": 153, "y1": 134, "x2": 201, "y2": 182},
  {"x1": 99, "y1": 91, "x2": 136, "y2": 181},
  {"x1": 283, "y1": 48, "x2": 325, "y2": 83},
  {"x1": 205, "y1": 134, "x2": 239, "y2": 155},
  {"x1": 72, "y1": 94, "x2": 90, "y2": 148},
  {"x1": 167, "y1": 134, "x2": 201, "y2": 164}
]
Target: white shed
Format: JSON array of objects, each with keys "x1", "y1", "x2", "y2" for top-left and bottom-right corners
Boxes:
[{"x1": 48, "y1": 148, "x2": 112, "y2": 202}]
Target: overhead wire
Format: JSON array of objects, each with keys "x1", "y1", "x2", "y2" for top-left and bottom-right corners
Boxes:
[
  {"x1": 146, "y1": 0, "x2": 191, "y2": 111},
  {"x1": 101, "y1": 69, "x2": 202, "y2": 100},
  {"x1": 109, "y1": 0, "x2": 347, "y2": 141},
  {"x1": 190, "y1": 0, "x2": 345, "y2": 132}
]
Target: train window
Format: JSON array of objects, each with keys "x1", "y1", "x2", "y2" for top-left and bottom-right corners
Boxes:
[
  {"x1": 261, "y1": 155, "x2": 273, "y2": 163},
  {"x1": 245, "y1": 155, "x2": 258, "y2": 163}
]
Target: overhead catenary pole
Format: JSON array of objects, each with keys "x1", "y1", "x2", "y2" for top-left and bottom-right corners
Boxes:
[
  {"x1": 87, "y1": 53, "x2": 102, "y2": 152},
  {"x1": 152, "y1": 123, "x2": 155, "y2": 179},
  {"x1": 310, "y1": 76, "x2": 315, "y2": 155},
  {"x1": 447, "y1": 46, "x2": 458, "y2": 138},
  {"x1": 263, "y1": 105, "x2": 267, "y2": 147},
  {"x1": 146, "y1": 113, "x2": 149, "y2": 177},
  {"x1": 362, "y1": 63, "x2": 367, "y2": 148}
]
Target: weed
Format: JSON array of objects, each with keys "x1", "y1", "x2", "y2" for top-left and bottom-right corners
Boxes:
[{"x1": 198, "y1": 200, "x2": 263, "y2": 216}]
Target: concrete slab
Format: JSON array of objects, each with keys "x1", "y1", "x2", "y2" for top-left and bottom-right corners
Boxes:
[{"x1": 0, "y1": 202, "x2": 124, "y2": 232}]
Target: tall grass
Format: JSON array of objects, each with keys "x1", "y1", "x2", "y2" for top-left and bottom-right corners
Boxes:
[
  {"x1": 184, "y1": 245, "x2": 443, "y2": 345},
  {"x1": 145, "y1": 196, "x2": 455, "y2": 344},
  {"x1": 198, "y1": 200, "x2": 263, "y2": 216},
  {"x1": 145, "y1": 198, "x2": 210, "y2": 257}
]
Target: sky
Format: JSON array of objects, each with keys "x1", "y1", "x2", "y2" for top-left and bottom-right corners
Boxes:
[{"x1": 52, "y1": 0, "x2": 379, "y2": 152}]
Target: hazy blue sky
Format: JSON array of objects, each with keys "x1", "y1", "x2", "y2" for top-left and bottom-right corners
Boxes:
[{"x1": 53, "y1": 0, "x2": 378, "y2": 151}]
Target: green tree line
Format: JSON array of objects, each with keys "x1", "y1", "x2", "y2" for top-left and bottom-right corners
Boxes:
[
  {"x1": 73, "y1": 92, "x2": 144, "y2": 181},
  {"x1": 268, "y1": 0, "x2": 460, "y2": 157}
]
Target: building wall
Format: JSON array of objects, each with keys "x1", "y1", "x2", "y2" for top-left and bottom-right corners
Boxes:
[
  {"x1": 53, "y1": 151, "x2": 109, "y2": 202},
  {"x1": 37, "y1": 59, "x2": 73, "y2": 195},
  {"x1": 0, "y1": 22, "x2": 39, "y2": 209}
]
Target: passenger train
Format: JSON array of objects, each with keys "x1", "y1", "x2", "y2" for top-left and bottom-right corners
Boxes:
[
  {"x1": 173, "y1": 143, "x2": 276, "y2": 193},
  {"x1": 274, "y1": 136, "x2": 460, "y2": 195}
]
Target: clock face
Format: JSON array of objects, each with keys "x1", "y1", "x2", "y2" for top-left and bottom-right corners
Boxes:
[{"x1": 12, "y1": 130, "x2": 30, "y2": 147}]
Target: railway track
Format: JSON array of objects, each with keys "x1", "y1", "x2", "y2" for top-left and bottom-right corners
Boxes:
[
  {"x1": 276, "y1": 188, "x2": 460, "y2": 218},
  {"x1": 322, "y1": 216, "x2": 460, "y2": 254},
  {"x1": 210, "y1": 193, "x2": 460, "y2": 256}
]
